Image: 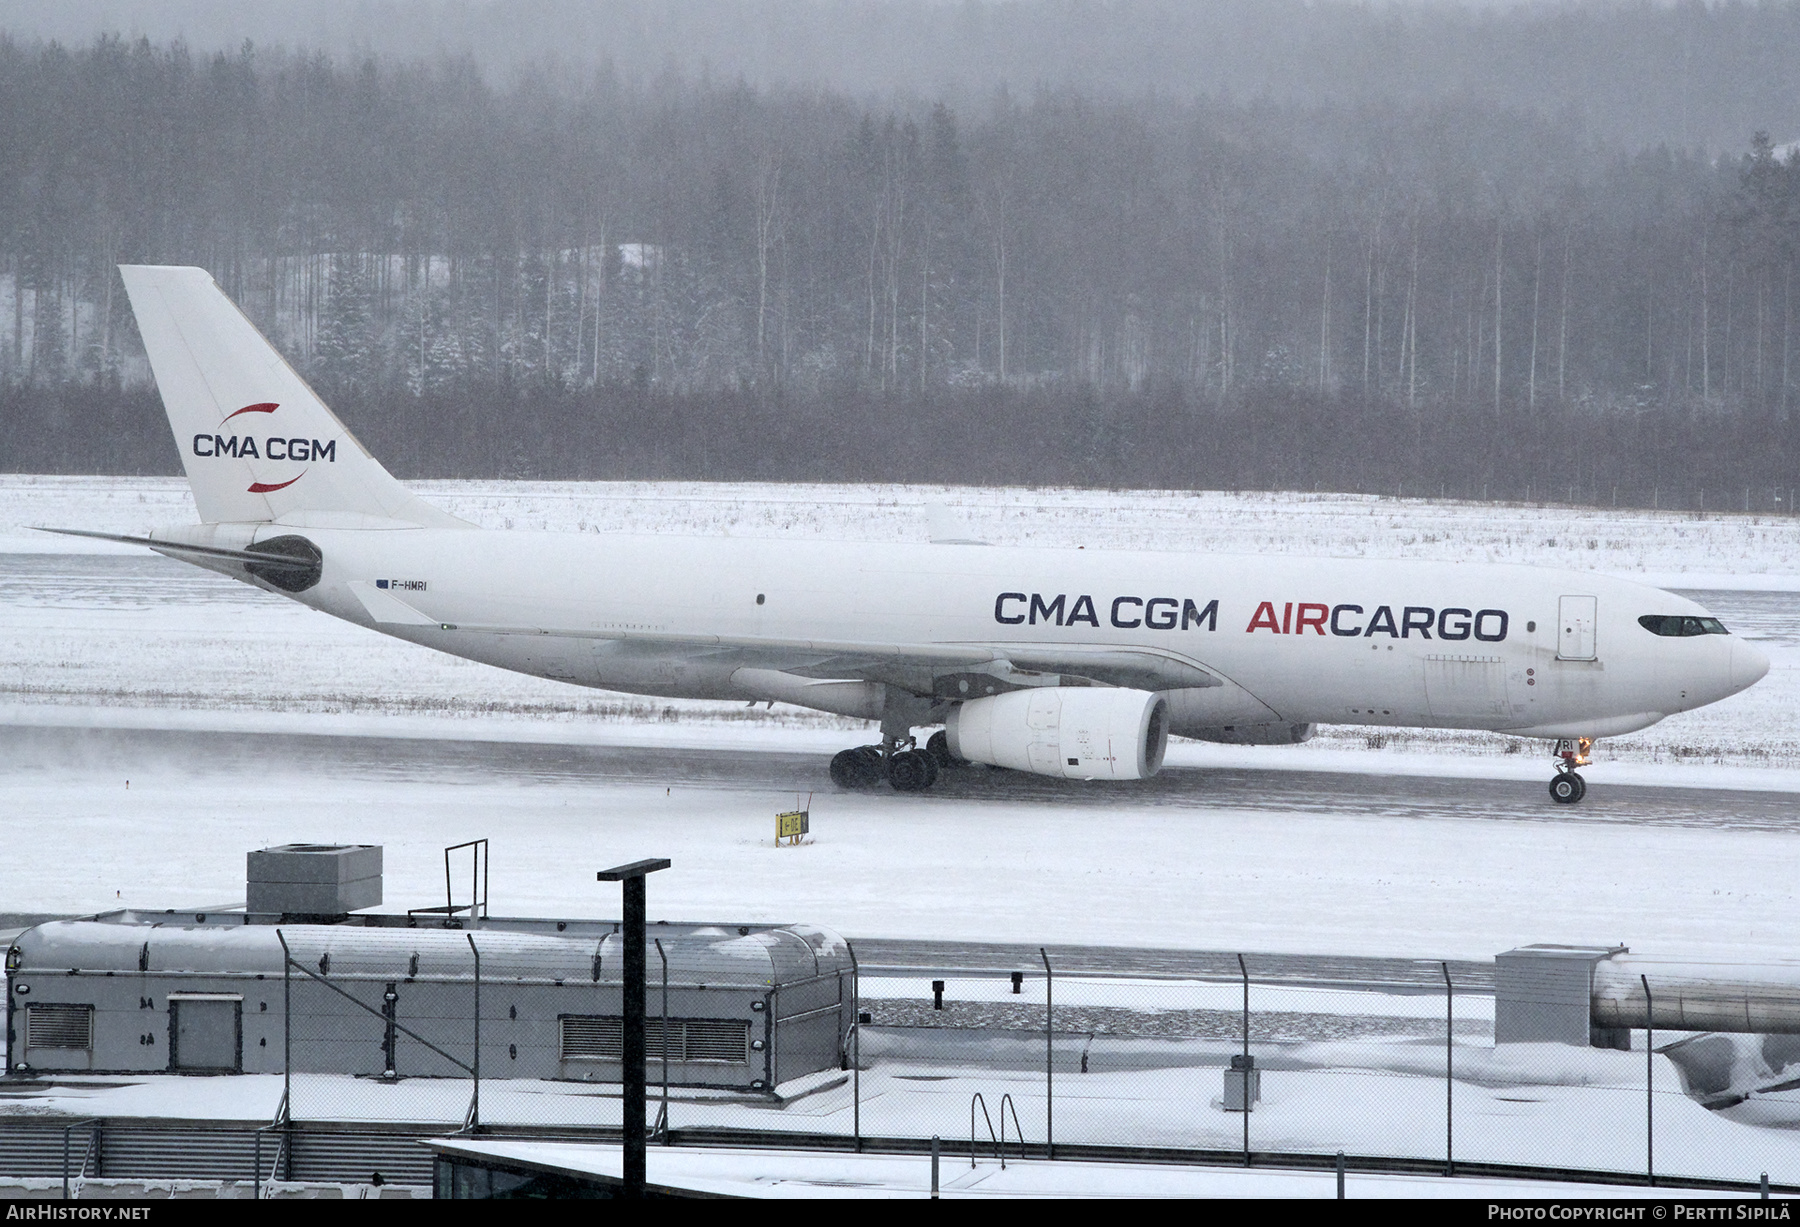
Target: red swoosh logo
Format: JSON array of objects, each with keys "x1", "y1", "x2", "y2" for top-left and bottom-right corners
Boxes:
[
  {"x1": 248, "y1": 472, "x2": 305, "y2": 494},
  {"x1": 223, "y1": 402, "x2": 279, "y2": 422}
]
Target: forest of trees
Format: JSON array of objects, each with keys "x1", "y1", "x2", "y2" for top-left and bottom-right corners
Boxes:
[
  {"x1": 3, "y1": 12, "x2": 1800, "y2": 506},
  {"x1": 20, "y1": 1, "x2": 1800, "y2": 153}
]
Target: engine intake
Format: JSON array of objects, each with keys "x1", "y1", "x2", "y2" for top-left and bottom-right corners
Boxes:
[{"x1": 946, "y1": 687, "x2": 1169, "y2": 781}]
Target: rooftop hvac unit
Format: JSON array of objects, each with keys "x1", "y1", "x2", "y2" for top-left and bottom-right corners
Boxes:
[{"x1": 246, "y1": 844, "x2": 382, "y2": 916}]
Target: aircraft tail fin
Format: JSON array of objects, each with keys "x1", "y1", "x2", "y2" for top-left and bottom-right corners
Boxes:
[{"x1": 119, "y1": 264, "x2": 466, "y2": 528}]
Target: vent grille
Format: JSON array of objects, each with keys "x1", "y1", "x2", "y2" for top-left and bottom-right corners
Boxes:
[
  {"x1": 559, "y1": 1016, "x2": 621, "y2": 1060},
  {"x1": 682, "y1": 1019, "x2": 751, "y2": 1062},
  {"x1": 560, "y1": 1016, "x2": 750, "y2": 1064},
  {"x1": 26, "y1": 1003, "x2": 93, "y2": 1050}
]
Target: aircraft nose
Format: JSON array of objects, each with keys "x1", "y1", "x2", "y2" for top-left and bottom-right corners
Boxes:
[{"x1": 1731, "y1": 638, "x2": 1772, "y2": 694}]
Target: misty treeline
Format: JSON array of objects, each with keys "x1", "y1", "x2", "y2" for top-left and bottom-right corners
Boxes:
[
  {"x1": 3, "y1": 30, "x2": 1800, "y2": 506},
  {"x1": 20, "y1": 0, "x2": 1800, "y2": 153}
]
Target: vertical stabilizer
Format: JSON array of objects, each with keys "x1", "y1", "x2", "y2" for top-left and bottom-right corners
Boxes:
[{"x1": 119, "y1": 265, "x2": 466, "y2": 528}]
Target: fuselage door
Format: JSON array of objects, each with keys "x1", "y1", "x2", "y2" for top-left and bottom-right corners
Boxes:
[
  {"x1": 1424, "y1": 655, "x2": 1510, "y2": 722},
  {"x1": 1557, "y1": 595, "x2": 1598, "y2": 661}
]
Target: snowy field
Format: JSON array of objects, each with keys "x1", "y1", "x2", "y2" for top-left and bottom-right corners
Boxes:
[
  {"x1": 8, "y1": 475, "x2": 1799, "y2": 586},
  {"x1": 420, "y1": 1140, "x2": 1738, "y2": 1200},
  {"x1": 4, "y1": 476, "x2": 1800, "y2": 1186},
  {"x1": 0, "y1": 475, "x2": 1797, "y2": 964},
  {"x1": 3, "y1": 1043, "x2": 1792, "y2": 1189},
  {"x1": 7, "y1": 724, "x2": 1800, "y2": 962}
]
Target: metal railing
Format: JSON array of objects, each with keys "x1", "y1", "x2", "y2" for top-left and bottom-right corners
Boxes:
[
  {"x1": 969, "y1": 1093, "x2": 997, "y2": 1168},
  {"x1": 60, "y1": 1119, "x2": 98, "y2": 1200},
  {"x1": 998, "y1": 1094, "x2": 1024, "y2": 1169},
  {"x1": 12, "y1": 950, "x2": 1800, "y2": 1195}
]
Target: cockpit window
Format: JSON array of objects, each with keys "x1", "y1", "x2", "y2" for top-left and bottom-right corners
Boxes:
[{"x1": 1638, "y1": 614, "x2": 1730, "y2": 637}]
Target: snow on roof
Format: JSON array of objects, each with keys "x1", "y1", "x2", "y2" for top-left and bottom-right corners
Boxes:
[{"x1": 12, "y1": 919, "x2": 850, "y2": 987}]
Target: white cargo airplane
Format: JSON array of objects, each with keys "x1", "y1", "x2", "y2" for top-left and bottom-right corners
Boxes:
[{"x1": 46, "y1": 266, "x2": 1771, "y2": 803}]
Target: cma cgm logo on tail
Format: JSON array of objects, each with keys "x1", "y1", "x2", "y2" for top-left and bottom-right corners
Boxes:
[{"x1": 191, "y1": 403, "x2": 336, "y2": 493}]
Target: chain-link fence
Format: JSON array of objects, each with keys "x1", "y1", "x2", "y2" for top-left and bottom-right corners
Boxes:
[
  {"x1": 656, "y1": 952, "x2": 1800, "y2": 1191},
  {"x1": 10, "y1": 939, "x2": 1799, "y2": 1193},
  {"x1": 274, "y1": 928, "x2": 484, "y2": 1132},
  {"x1": 833, "y1": 958, "x2": 1800, "y2": 1189}
]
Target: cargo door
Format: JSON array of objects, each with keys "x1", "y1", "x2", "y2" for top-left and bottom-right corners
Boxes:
[
  {"x1": 1557, "y1": 595, "x2": 1598, "y2": 661},
  {"x1": 1424, "y1": 655, "x2": 1510, "y2": 721},
  {"x1": 169, "y1": 995, "x2": 242, "y2": 1072}
]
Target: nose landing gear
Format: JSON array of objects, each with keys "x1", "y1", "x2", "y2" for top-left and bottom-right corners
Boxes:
[
  {"x1": 1548, "y1": 738, "x2": 1593, "y2": 804},
  {"x1": 1549, "y1": 772, "x2": 1586, "y2": 804}
]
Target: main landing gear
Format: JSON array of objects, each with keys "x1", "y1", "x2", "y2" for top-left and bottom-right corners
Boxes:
[
  {"x1": 830, "y1": 730, "x2": 964, "y2": 793},
  {"x1": 1548, "y1": 737, "x2": 1593, "y2": 804}
]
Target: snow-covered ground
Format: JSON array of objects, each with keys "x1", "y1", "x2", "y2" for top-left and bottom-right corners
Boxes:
[
  {"x1": 2, "y1": 1045, "x2": 1790, "y2": 1189},
  {"x1": 2, "y1": 475, "x2": 1798, "y2": 962},
  {"x1": 8, "y1": 475, "x2": 1798, "y2": 584},
  {"x1": 426, "y1": 1138, "x2": 1760, "y2": 1198},
  {"x1": 4, "y1": 718, "x2": 1800, "y2": 961},
  {"x1": 5, "y1": 476, "x2": 1800, "y2": 1188}
]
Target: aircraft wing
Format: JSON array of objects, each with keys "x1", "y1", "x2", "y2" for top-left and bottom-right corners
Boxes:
[{"x1": 781, "y1": 643, "x2": 1222, "y2": 694}]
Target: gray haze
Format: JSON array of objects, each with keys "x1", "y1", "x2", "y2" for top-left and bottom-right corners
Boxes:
[
  {"x1": 3, "y1": 0, "x2": 1799, "y2": 504},
  {"x1": 3, "y1": 0, "x2": 1789, "y2": 153}
]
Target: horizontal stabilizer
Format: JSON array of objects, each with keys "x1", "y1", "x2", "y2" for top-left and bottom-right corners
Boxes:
[{"x1": 32, "y1": 526, "x2": 317, "y2": 571}]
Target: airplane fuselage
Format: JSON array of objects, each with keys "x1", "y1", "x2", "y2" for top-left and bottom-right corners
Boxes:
[{"x1": 201, "y1": 524, "x2": 1762, "y2": 741}]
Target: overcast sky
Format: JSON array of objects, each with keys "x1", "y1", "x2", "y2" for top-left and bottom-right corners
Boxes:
[
  {"x1": 2, "y1": 1, "x2": 1787, "y2": 156},
  {"x1": 0, "y1": 2, "x2": 1669, "y2": 88}
]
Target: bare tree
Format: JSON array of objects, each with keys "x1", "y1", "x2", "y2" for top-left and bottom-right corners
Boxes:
[{"x1": 753, "y1": 151, "x2": 782, "y2": 385}]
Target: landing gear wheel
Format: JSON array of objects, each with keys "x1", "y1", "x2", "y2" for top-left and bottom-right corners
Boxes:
[
  {"x1": 887, "y1": 749, "x2": 940, "y2": 792},
  {"x1": 1549, "y1": 772, "x2": 1587, "y2": 804},
  {"x1": 926, "y1": 730, "x2": 962, "y2": 770},
  {"x1": 830, "y1": 746, "x2": 885, "y2": 790}
]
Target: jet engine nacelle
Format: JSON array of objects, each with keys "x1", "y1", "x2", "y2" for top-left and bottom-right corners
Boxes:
[{"x1": 946, "y1": 687, "x2": 1169, "y2": 780}]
